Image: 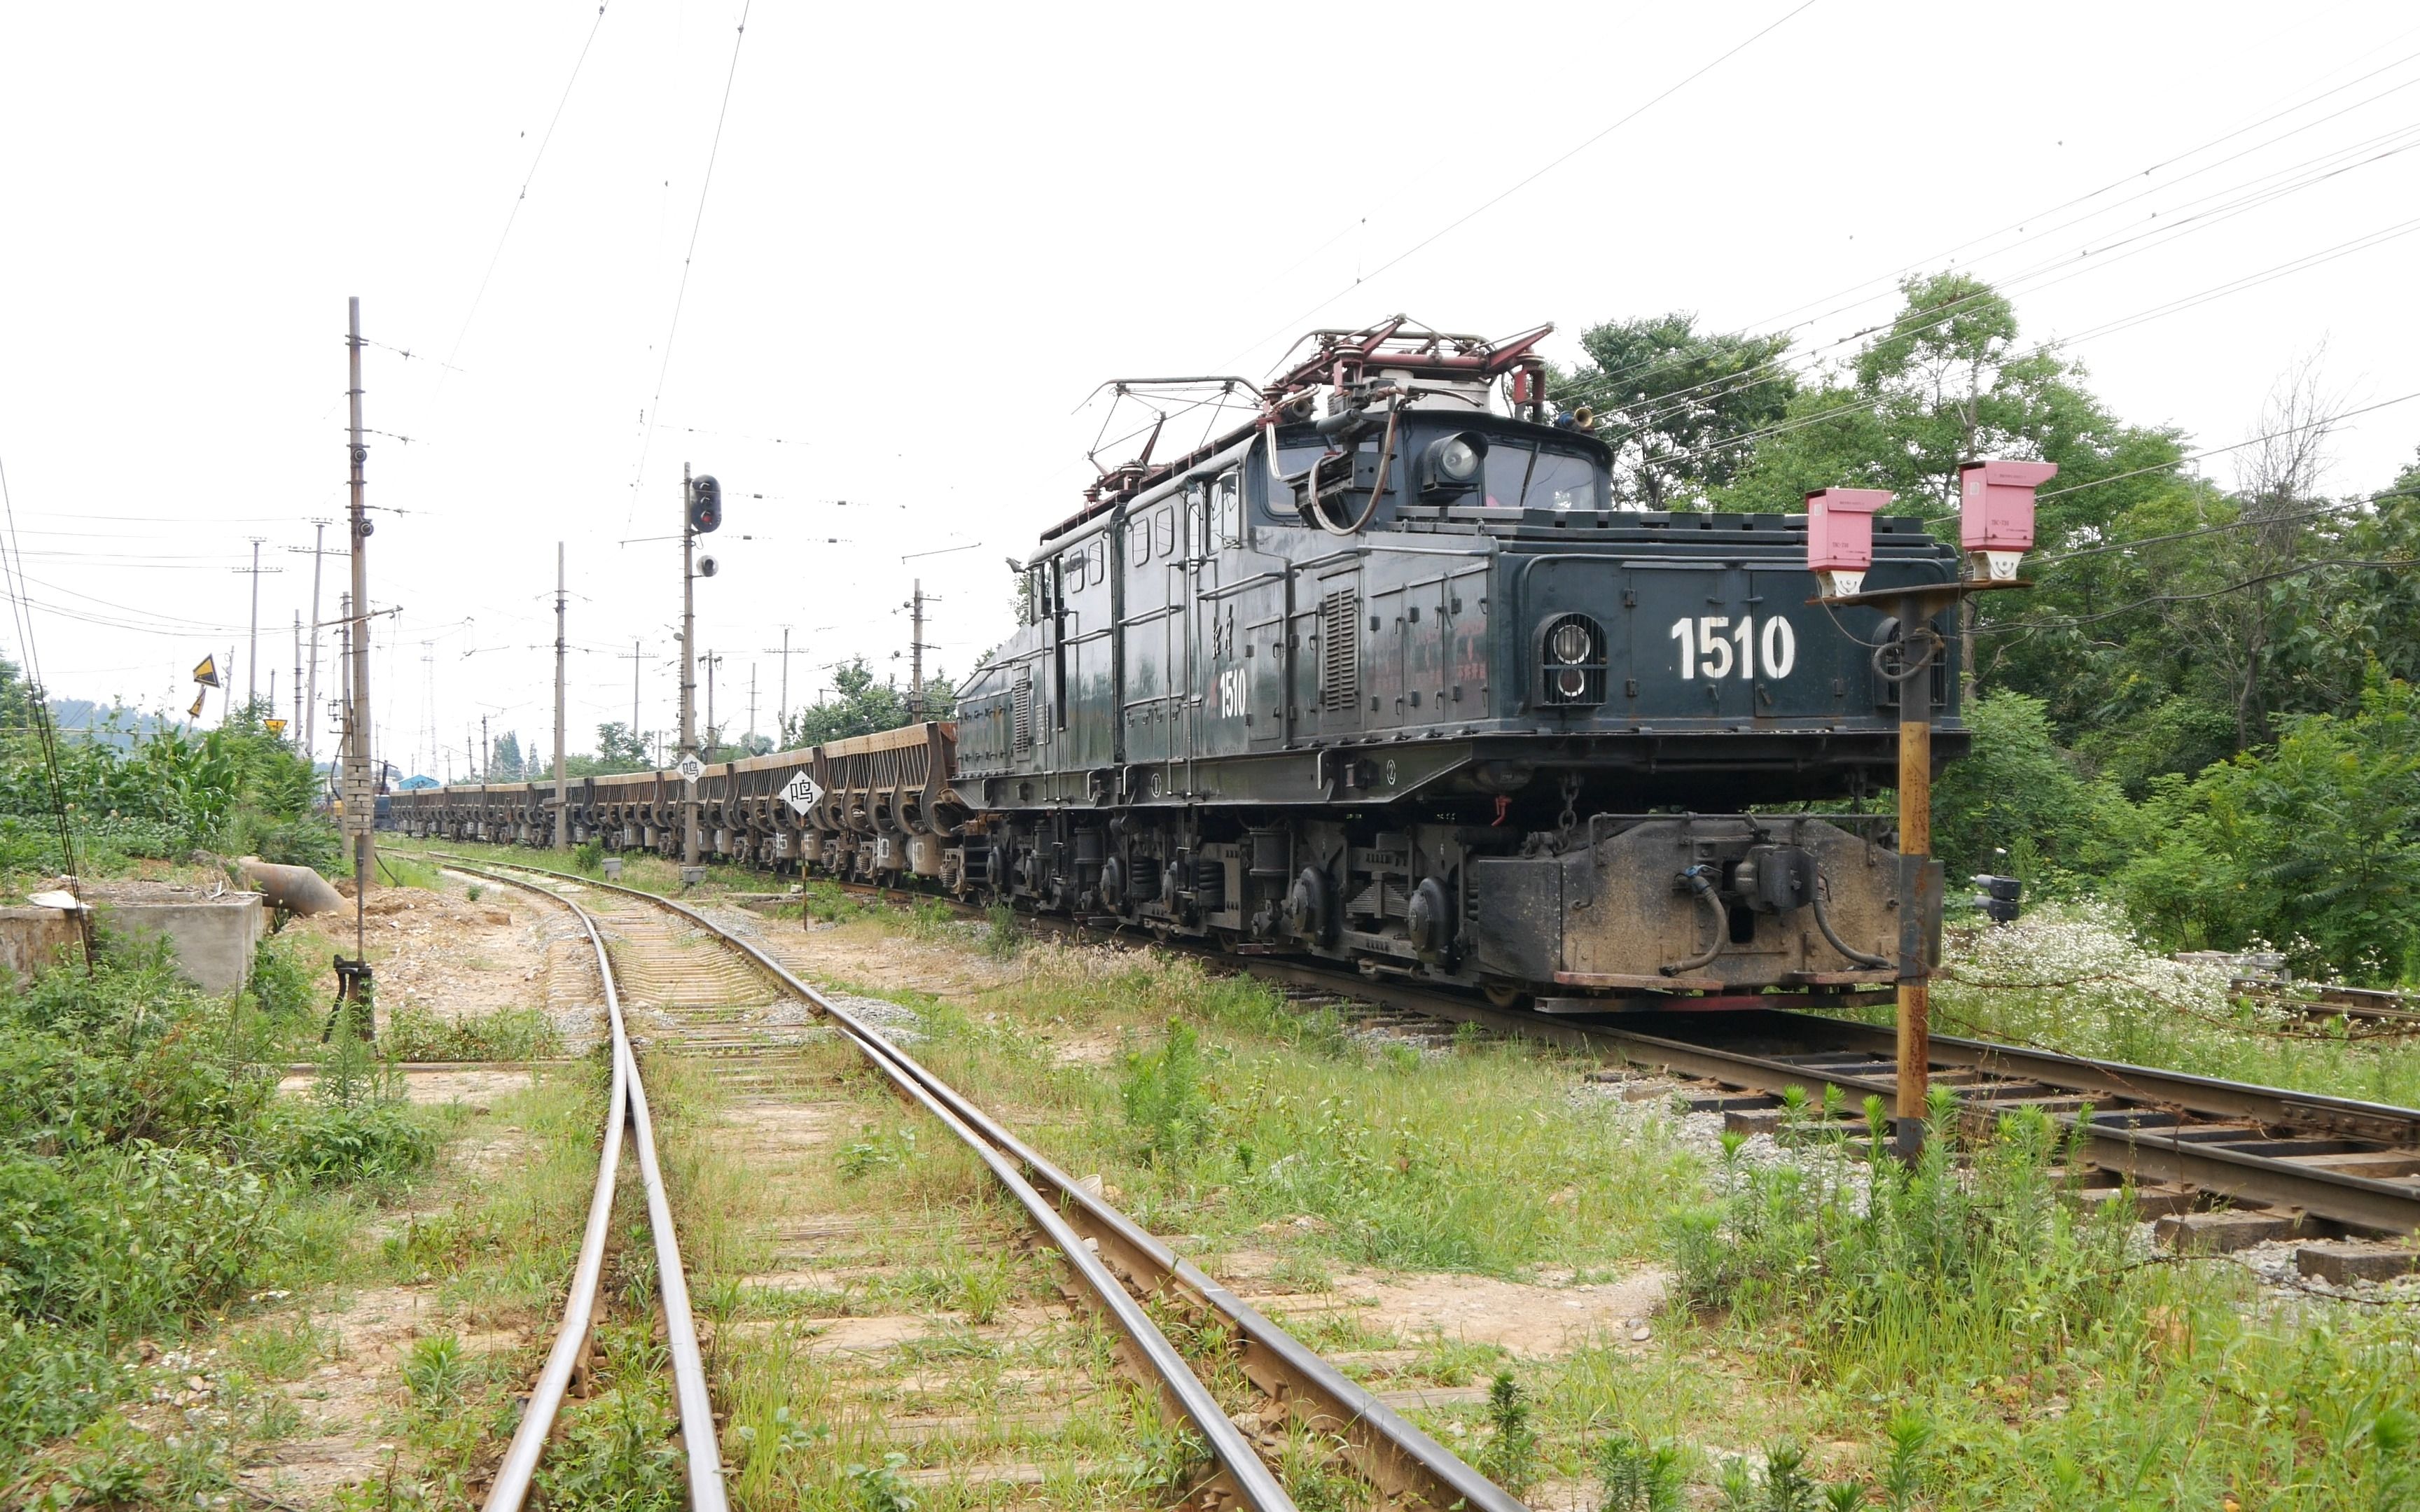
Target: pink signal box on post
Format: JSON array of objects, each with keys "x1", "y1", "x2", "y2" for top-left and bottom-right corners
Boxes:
[
  {"x1": 1804, "y1": 487, "x2": 1893, "y2": 598},
  {"x1": 1960, "y1": 460, "x2": 2057, "y2": 581}
]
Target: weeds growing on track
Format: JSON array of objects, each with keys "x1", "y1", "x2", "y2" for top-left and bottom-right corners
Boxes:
[
  {"x1": 638, "y1": 1037, "x2": 1208, "y2": 1512},
  {"x1": 379, "y1": 1003, "x2": 565, "y2": 1062},
  {"x1": 898, "y1": 944, "x2": 1692, "y2": 1276}
]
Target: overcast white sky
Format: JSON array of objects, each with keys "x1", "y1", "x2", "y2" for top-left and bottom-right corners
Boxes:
[{"x1": 4, "y1": 1, "x2": 2418, "y2": 777}]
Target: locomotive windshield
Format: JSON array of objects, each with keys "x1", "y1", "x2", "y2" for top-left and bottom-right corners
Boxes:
[
  {"x1": 1264, "y1": 432, "x2": 1609, "y2": 519},
  {"x1": 1481, "y1": 441, "x2": 1603, "y2": 512}
]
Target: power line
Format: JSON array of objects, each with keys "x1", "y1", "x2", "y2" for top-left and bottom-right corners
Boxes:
[
  {"x1": 2030, "y1": 484, "x2": 2420, "y2": 570},
  {"x1": 0, "y1": 446, "x2": 94, "y2": 970},
  {"x1": 1977, "y1": 554, "x2": 2417, "y2": 635},
  {"x1": 440, "y1": 1, "x2": 614, "y2": 379},
  {"x1": 631, "y1": 0, "x2": 754, "y2": 502},
  {"x1": 1217, "y1": 1, "x2": 1819, "y2": 370},
  {"x1": 1577, "y1": 213, "x2": 2420, "y2": 481},
  {"x1": 1551, "y1": 53, "x2": 2420, "y2": 430},
  {"x1": 1558, "y1": 117, "x2": 2420, "y2": 434},
  {"x1": 2031, "y1": 390, "x2": 2420, "y2": 505}
]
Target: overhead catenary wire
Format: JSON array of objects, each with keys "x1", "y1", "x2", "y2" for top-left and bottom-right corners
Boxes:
[
  {"x1": 1566, "y1": 213, "x2": 2420, "y2": 484},
  {"x1": 1555, "y1": 118, "x2": 2420, "y2": 435},
  {"x1": 1218, "y1": 0, "x2": 1821, "y2": 371},
  {"x1": 1545, "y1": 83, "x2": 2420, "y2": 444},
  {"x1": 2029, "y1": 484, "x2": 2420, "y2": 570},
  {"x1": 630, "y1": 1, "x2": 754, "y2": 507},
  {"x1": 1553, "y1": 49, "x2": 2420, "y2": 421},
  {"x1": 438, "y1": 1, "x2": 613, "y2": 383}
]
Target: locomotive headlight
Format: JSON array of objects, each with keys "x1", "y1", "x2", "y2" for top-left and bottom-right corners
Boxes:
[
  {"x1": 1549, "y1": 620, "x2": 1592, "y2": 665},
  {"x1": 1436, "y1": 435, "x2": 1480, "y2": 482},
  {"x1": 1555, "y1": 666, "x2": 1587, "y2": 699},
  {"x1": 1420, "y1": 432, "x2": 1486, "y2": 498}
]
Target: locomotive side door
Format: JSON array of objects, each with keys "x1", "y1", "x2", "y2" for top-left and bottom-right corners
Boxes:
[
  {"x1": 1368, "y1": 582, "x2": 1406, "y2": 731},
  {"x1": 1171, "y1": 483, "x2": 1206, "y2": 779},
  {"x1": 1122, "y1": 507, "x2": 1169, "y2": 766}
]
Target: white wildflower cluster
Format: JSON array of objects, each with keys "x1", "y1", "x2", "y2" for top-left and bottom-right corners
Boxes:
[{"x1": 1937, "y1": 899, "x2": 2288, "y2": 1066}]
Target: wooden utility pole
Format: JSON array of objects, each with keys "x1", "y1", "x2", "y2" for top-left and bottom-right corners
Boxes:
[
  {"x1": 1894, "y1": 617, "x2": 1933, "y2": 1133},
  {"x1": 553, "y1": 542, "x2": 568, "y2": 848}
]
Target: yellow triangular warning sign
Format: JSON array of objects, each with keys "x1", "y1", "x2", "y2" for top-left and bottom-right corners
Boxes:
[
  {"x1": 188, "y1": 689, "x2": 207, "y2": 719},
  {"x1": 192, "y1": 654, "x2": 221, "y2": 688}
]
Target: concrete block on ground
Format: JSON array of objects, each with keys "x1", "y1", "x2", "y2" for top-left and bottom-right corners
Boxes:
[
  {"x1": 85, "y1": 883, "x2": 265, "y2": 995},
  {"x1": 0, "y1": 906, "x2": 85, "y2": 984},
  {"x1": 2155, "y1": 1210, "x2": 2310, "y2": 1254},
  {"x1": 2296, "y1": 1242, "x2": 2420, "y2": 1284}
]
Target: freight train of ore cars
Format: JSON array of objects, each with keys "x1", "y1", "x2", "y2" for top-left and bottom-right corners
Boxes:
[{"x1": 396, "y1": 321, "x2": 1966, "y2": 1009}]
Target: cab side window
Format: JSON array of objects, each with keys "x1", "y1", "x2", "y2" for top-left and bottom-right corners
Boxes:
[{"x1": 1215, "y1": 470, "x2": 1242, "y2": 547}]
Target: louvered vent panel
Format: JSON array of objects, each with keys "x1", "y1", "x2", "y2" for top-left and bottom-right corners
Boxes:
[
  {"x1": 1012, "y1": 670, "x2": 1034, "y2": 754},
  {"x1": 1319, "y1": 590, "x2": 1358, "y2": 711}
]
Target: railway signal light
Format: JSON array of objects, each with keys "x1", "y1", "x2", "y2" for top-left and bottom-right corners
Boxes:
[
  {"x1": 1802, "y1": 487, "x2": 1892, "y2": 597},
  {"x1": 687, "y1": 473, "x2": 723, "y2": 535},
  {"x1": 1959, "y1": 459, "x2": 2056, "y2": 581}
]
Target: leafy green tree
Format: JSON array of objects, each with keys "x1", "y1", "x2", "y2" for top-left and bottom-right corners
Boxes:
[
  {"x1": 490, "y1": 730, "x2": 525, "y2": 780},
  {"x1": 1558, "y1": 313, "x2": 1795, "y2": 509},
  {"x1": 2115, "y1": 670, "x2": 2420, "y2": 983},
  {"x1": 1929, "y1": 691, "x2": 2122, "y2": 888},
  {"x1": 564, "y1": 722, "x2": 656, "y2": 778},
  {"x1": 781, "y1": 659, "x2": 955, "y2": 748}
]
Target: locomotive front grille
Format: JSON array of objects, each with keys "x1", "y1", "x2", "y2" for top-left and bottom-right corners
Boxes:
[{"x1": 1539, "y1": 612, "x2": 1607, "y2": 707}]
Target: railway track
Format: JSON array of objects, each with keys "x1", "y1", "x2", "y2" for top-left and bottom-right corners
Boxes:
[
  {"x1": 435, "y1": 853, "x2": 1527, "y2": 1512},
  {"x1": 786, "y1": 874, "x2": 2420, "y2": 1244}
]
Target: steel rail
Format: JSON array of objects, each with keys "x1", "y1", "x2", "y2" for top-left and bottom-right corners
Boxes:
[
  {"x1": 1801, "y1": 1016, "x2": 2420, "y2": 1142},
  {"x1": 441, "y1": 855, "x2": 1524, "y2": 1512},
  {"x1": 446, "y1": 858, "x2": 1300, "y2": 1512},
  {"x1": 445, "y1": 864, "x2": 728, "y2": 1512},
  {"x1": 465, "y1": 874, "x2": 630, "y2": 1512},
  {"x1": 1197, "y1": 958, "x2": 2420, "y2": 1236},
  {"x1": 813, "y1": 881, "x2": 2420, "y2": 1233}
]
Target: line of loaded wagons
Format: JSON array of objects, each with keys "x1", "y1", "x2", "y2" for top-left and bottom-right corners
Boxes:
[{"x1": 391, "y1": 723, "x2": 966, "y2": 878}]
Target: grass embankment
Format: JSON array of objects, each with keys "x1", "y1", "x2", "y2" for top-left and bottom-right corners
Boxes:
[
  {"x1": 390, "y1": 847, "x2": 2420, "y2": 1506},
  {"x1": 0, "y1": 928, "x2": 440, "y2": 1499},
  {"x1": 798, "y1": 906, "x2": 2420, "y2": 1511}
]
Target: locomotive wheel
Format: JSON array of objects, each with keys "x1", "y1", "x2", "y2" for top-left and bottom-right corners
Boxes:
[
  {"x1": 1482, "y1": 982, "x2": 1529, "y2": 1010},
  {"x1": 1284, "y1": 867, "x2": 1330, "y2": 944}
]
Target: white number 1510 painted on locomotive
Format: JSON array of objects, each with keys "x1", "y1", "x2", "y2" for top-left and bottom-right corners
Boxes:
[{"x1": 401, "y1": 321, "x2": 1966, "y2": 1011}]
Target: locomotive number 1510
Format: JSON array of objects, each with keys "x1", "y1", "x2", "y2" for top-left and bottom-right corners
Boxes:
[{"x1": 1668, "y1": 614, "x2": 1796, "y2": 682}]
